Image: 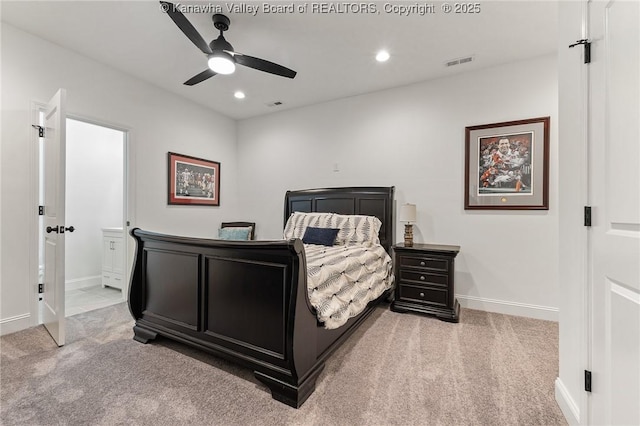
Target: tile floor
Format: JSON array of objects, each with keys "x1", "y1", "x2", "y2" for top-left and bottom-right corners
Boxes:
[{"x1": 65, "y1": 285, "x2": 124, "y2": 317}]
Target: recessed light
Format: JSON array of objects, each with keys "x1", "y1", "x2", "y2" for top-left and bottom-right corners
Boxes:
[
  {"x1": 234, "y1": 91, "x2": 245, "y2": 99},
  {"x1": 376, "y1": 50, "x2": 390, "y2": 62}
]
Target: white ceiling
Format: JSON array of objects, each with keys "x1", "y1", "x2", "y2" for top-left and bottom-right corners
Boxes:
[{"x1": 1, "y1": 1, "x2": 558, "y2": 120}]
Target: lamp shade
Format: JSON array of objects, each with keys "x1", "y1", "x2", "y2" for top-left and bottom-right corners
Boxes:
[{"x1": 399, "y1": 203, "x2": 417, "y2": 223}]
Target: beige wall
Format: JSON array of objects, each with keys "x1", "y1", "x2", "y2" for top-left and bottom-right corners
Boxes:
[{"x1": 238, "y1": 54, "x2": 560, "y2": 320}]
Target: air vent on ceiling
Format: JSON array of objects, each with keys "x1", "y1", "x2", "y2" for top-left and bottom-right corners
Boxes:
[
  {"x1": 266, "y1": 101, "x2": 284, "y2": 107},
  {"x1": 445, "y1": 55, "x2": 474, "y2": 67}
]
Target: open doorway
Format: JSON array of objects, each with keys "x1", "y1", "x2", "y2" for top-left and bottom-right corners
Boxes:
[{"x1": 64, "y1": 118, "x2": 126, "y2": 316}]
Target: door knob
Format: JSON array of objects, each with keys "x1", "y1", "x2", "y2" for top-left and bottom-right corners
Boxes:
[
  {"x1": 46, "y1": 226, "x2": 59, "y2": 233},
  {"x1": 65, "y1": 226, "x2": 75, "y2": 233}
]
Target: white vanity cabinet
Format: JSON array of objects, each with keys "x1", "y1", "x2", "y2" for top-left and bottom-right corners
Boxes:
[{"x1": 102, "y1": 228, "x2": 124, "y2": 290}]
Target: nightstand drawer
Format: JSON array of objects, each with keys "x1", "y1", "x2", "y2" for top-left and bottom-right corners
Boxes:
[
  {"x1": 398, "y1": 269, "x2": 448, "y2": 287},
  {"x1": 398, "y1": 284, "x2": 448, "y2": 306},
  {"x1": 398, "y1": 255, "x2": 448, "y2": 271}
]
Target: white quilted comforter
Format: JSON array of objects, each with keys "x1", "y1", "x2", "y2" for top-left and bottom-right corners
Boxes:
[{"x1": 304, "y1": 243, "x2": 394, "y2": 329}]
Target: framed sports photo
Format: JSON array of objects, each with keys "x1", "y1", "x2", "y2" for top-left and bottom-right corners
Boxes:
[
  {"x1": 168, "y1": 152, "x2": 220, "y2": 206},
  {"x1": 464, "y1": 117, "x2": 549, "y2": 210}
]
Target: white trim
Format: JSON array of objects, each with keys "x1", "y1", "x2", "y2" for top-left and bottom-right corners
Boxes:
[
  {"x1": 610, "y1": 280, "x2": 640, "y2": 304},
  {"x1": 582, "y1": 1, "x2": 593, "y2": 423},
  {"x1": 65, "y1": 275, "x2": 102, "y2": 291},
  {"x1": 0, "y1": 313, "x2": 32, "y2": 336},
  {"x1": 555, "y1": 377, "x2": 581, "y2": 425},
  {"x1": 456, "y1": 294, "x2": 558, "y2": 321},
  {"x1": 122, "y1": 127, "x2": 133, "y2": 302},
  {"x1": 30, "y1": 101, "x2": 46, "y2": 329}
]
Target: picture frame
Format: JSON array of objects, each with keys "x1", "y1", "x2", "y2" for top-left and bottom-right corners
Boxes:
[
  {"x1": 464, "y1": 117, "x2": 549, "y2": 210},
  {"x1": 168, "y1": 152, "x2": 220, "y2": 206}
]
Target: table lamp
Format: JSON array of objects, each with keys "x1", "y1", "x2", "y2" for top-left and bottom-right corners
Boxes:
[{"x1": 399, "y1": 203, "x2": 417, "y2": 247}]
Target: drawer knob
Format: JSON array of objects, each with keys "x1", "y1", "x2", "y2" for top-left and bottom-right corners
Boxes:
[
  {"x1": 420, "y1": 261, "x2": 425, "y2": 266},
  {"x1": 419, "y1": 292, "x2": 425, "y2": 297},
  {"x1": 420, "y1": 276, "x2": 425, "y2": 280}
]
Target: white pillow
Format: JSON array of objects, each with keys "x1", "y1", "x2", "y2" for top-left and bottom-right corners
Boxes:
[
  {"x1": 336, "y1": 214, "x2": 382, "y2": 246},
  {"x1": 284, "y1": 212, "x2": 381, "y2": 245}
]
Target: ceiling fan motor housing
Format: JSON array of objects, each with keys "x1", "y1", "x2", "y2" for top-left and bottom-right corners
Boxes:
[
  {"x1": 210, "y1": 36, "x2": 233, "y2": 53},
  {"x1": 212, "y1": 14, "x2": 230, "y2": 32}
]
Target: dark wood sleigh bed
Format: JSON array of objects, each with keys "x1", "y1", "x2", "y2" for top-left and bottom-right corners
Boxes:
[{"x1": 127, "y1": 186, "x2": 395, "y2": 408}]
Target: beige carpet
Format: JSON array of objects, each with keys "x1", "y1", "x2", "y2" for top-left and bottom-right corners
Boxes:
[{"x1": 0, "y1": 302, "x2": 566, "y2": 425}]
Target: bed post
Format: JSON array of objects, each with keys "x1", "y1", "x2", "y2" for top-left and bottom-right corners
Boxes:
[
  {"x1": 127, "y1": 228, "x2": 143, "y2": 321},
  {"x1": 128, "y1": 228, "x2": 158, "y2": 343},
  {"x1": 254, "y1": 237, "x2": 323, "y2": 408}
]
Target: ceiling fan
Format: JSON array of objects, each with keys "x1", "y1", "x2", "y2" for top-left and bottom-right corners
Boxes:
[{"x1": 159, "y1": 1, "x2": 297, "y2": 85}]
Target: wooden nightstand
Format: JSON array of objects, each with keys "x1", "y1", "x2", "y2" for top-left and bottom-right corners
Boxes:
[{"x1": 390, "y1": 243, "x2": 460, "y2": 322}]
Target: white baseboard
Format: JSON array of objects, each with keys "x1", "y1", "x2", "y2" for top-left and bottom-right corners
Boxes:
[
  {"x1": 0, "y1": 313, "x2": 32, "y2": 336},
  {"x1": 555, "y1": 377, "x2": 580, "y2": 425},
  {"x1": 66, "y1": 275, "x2": 102, "y2": 291},
  {"x1": 456, "y1": 294, "x2": 559, "y2": 321}
]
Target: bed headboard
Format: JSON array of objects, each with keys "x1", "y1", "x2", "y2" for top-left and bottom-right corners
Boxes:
[{"x1": 284, "y1": 186, "x2": 395, "y2": 253}]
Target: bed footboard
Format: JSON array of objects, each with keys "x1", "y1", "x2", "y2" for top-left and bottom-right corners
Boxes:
[{"x1": 128, "y1": 228, "x2": 321, "y2": 407}]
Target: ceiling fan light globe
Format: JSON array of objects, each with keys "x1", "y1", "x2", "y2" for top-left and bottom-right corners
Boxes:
[{"x1": 208, "y1": 52, "x2": 236, "y2": 74}]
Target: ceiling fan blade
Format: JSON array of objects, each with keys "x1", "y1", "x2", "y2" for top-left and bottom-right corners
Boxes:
[
  {"x1": 184, "y1": 69, "x2": 217, "y2": 86},
  {"x1": 234, "y1": 53, "x2": 297, "y2": 79},
  {"x1": 160, "y1": 1, "x2": 212, "y2": 54}
]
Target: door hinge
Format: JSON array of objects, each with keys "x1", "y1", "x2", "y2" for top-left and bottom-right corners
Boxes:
[
  {"x1": 39, "y1": 205, "x2": 45, "y2": 216},
  {"x1": 584, "y1": 206, "x2": 592, "y2": 227},
  {"x1": 569, "y1": 39, "x2": 591, "y2": 64},
  {"x1": 32, "y1": 124, "x2": 45, "y2": 137},
  {"x1": 38, "y1": 283, "x2": 44, "y2": 294},
  {"x1": 585, "y1": 370, "x2": 592, "y2": 392}
]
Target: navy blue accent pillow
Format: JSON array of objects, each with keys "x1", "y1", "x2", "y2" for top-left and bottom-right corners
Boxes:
[{"x1": 302, "y1": 227, "x2": 340, "y2": 246}]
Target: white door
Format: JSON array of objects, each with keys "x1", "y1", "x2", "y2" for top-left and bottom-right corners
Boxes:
[
  {"x1": 42, "y1": 89, "x2": 67, "y2": 346},
  {"x1": 589, "y1": 1, "x2": 640, "y2": 424}
]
